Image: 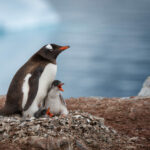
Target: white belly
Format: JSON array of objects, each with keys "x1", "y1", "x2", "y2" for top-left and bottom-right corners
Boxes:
[
  {"x1": 46, "y1": 96, "x2": 61, "y2": 114},
  {"x1": 23, "y1": 63, "x2": 57, "y2": 117}
]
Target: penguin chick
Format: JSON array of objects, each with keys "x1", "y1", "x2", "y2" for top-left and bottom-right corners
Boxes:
[{"x1": 45, "y1": 80, "x2": 68, "y2": 116}]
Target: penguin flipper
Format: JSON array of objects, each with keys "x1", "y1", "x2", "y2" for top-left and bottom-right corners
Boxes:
[
  {"x1": 59, "y1": 94, "x2": 66, "y2": 106},
  {"x1": 23, "y1": 66, "x2": 44, "y2": 111}
]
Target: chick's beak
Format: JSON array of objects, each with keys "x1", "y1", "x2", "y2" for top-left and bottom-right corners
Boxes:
[
  {"x1": 58, "y1": 83, "x2": 64, "y2": 92},
  {"x1": 59, "y1": 45, "x2": 70, "y2": 51}
]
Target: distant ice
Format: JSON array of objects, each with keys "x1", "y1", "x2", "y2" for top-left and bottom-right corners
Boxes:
[
  {"x1": 0, "y1": 0, "x2": 59, "y2": 32},
  {"x1": 138, "y1": 76, "x2": 150, "y2": 97}
]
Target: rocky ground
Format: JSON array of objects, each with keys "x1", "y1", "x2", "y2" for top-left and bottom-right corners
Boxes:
[{"x1": 0, "y1": 95, "x2": 150, "y2": 150}]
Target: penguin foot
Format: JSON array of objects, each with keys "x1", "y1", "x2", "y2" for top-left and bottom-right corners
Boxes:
[
  {"x1": 46, "y1": 108, "x2": 54, "y2": 117},
  {"x1": 60, "y1": 114, "x2": 67, "y2": 118},
  {"x1": 34, "y1": 109, "x2": 47, "y2": 118}
]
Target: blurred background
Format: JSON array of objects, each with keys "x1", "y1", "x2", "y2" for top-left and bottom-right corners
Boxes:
[{"x1": 0, "y1": 0, "x2": 150, "y2": 98}]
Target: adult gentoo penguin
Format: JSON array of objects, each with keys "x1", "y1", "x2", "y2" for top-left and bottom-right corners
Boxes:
[
  {"x1": 0, "y1": 44, "x2": 70, "y2": 117},
  {"x1": 45, "y1": 80, "x2": 68, "y2": 117}
]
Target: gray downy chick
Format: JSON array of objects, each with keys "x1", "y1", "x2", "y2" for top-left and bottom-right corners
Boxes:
[
  {"x1": 45, "y1": 80, "x2": 68, "y2": 116},
  {"x1": 34, "y1": 80, "x2": 68, "y2": 118}
]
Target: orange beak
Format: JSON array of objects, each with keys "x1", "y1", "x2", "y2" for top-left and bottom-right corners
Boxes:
[
  {"x1": 59, "y1": 45, "x2": 70, "y2": 51},
  {"x1": 58, "y1": 83, "x2": 64, "y2": 92}
]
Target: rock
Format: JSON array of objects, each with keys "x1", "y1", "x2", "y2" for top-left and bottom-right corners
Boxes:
[
  {"x1": 27, "y1": 136, "x2": 46, "y2": 149},
  {"x1": 0, "y1": 111, "x2": 135, "y2": 149},
  {"x1": 75, "y1": 140, "x2": 88, "y2": 150},
  {"x1": 126, "y1": 146, "x2": 137, "y2": 149},
  {"x1": 138, "y1": 76, "x2": 150, "y2": 96},
  {"x1": 66, "y1": 97, "x2": 150, "y2": 149},
  {"x1": 23, "y1": 136, "x2": 72, "y2": 150},
  {"x1": 129, "y1": 137, "x2": 139, "y2": 142},
  {"x1": 1, "y1": 96, "x2": 150, "y2": 149}
]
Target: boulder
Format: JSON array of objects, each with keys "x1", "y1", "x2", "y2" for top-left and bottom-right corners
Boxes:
[{"x1": 138, "y1": 76, "x2": 150, "y2": 97}]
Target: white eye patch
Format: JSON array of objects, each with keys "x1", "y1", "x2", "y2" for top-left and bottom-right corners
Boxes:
[{"x1": 45, "y1": 44, "x2": 53, "y2": 50}]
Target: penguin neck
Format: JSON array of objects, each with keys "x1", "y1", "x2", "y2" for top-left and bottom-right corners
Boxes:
[
  {"x1": 30, "y1": 54, "x2": 57, "y2": 65},
  {"x1": 49, "y1": 88, "x2": 60, "y2": 98}
]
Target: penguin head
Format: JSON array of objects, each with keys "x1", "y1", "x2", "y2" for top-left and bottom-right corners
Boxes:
[
  {"x1": 37, "y1": 44, "x2": 70, "y2": 63},
  {"x1": 51, "y1": 80, "x2": 64, "y2": 92}
]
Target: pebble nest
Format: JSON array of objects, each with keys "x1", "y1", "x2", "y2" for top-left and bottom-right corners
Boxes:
[{"x1": 0, "y1": 111, "x2": 136, "y2": 150}]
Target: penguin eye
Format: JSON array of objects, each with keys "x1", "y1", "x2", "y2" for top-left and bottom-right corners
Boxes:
[{"x1": 45, "y1": 44, "x2": 53, "y2": 51}]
